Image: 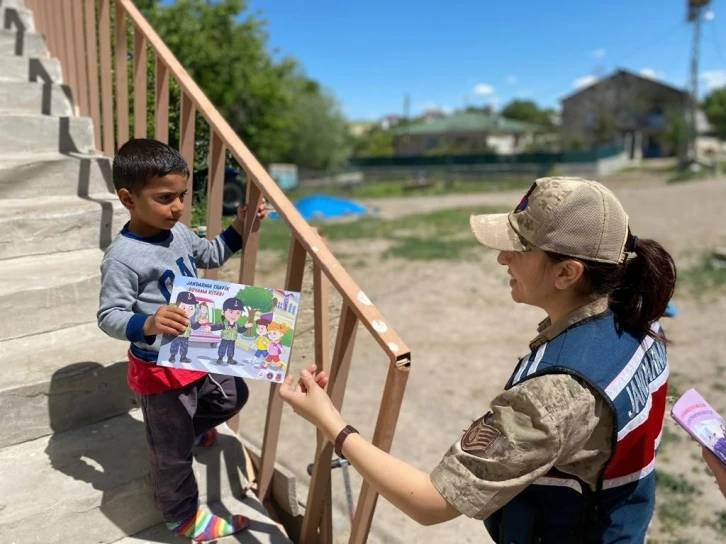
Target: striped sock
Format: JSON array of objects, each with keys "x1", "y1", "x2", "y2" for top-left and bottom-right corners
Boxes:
[
  {"x1": 166, "y1": 510, "x2": 250, "y2": 542},
  {"x1": 194, "y1": 428, "x2": 218, "y2": 447}
]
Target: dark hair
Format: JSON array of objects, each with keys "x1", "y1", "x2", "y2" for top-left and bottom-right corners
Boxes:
[
  {"x1": 546, "y1": 233, "x2": 677, "y2": 341},
  {"x1": 112, "y1": 138, "x2": 189, "y2": 193}
]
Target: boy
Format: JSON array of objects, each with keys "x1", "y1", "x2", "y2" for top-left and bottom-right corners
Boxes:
[{"x1": 97, "y1": 138, "x2": 266, "y2": 541}]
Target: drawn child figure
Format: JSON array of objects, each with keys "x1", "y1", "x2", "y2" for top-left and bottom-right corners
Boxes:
[
  {"x1": 262, "y1": 322, "x2": 289, "y2": 370},
  {"x1": 250, "y1": 319, "x2": 271, "y2": 366},
  {"x1": 192, "y1": 302, "x2": 210, "y2": 327},
  {"x1": 208, "y1": 297, "x2": 247, "y2": 365},
  {"x1": 168, "y1": 291, "x2": 202, "y2": 364},
  {"x1": 714, "y1": 424, "x2": 726, "y2": 464}
]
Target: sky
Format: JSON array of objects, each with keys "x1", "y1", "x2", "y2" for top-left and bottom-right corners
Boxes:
[{"x1": 244, "y1": 0, "x2": 726, "y2": 121}]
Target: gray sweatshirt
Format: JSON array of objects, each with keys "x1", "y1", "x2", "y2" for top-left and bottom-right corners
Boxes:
[{"x1": 97, "y1": 222, "x2": 242, "y2": 361}]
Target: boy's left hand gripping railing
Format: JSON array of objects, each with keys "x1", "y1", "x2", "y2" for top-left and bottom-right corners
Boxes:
[{"x1": 26, "y1": 1, "x2": 411, "y2": 542}]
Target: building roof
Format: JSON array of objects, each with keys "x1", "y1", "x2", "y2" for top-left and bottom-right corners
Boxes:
[
  {"x1": 560, "y1": 68, "x2": 688, "y2": 103},
  {"x1": 391, "y1": 111, "x2": 543, "y2": 136}
]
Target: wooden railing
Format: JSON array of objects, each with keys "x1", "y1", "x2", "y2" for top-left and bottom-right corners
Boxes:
[{"x1": 23, "y1": 0, "x2": 411, "y2": 542}]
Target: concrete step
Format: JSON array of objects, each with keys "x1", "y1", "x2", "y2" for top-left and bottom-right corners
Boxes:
[
  {"x1": 0, "y1": 0, "x2": 28, "y2": 9},
  {"x1": 0, "y1": 80, "x2": 72, "y2": 115},
  {"x1": 0, "y1": 113, "x2": 95, "y2": 155},
  {"x1": 0, "y1": 194, "x2": 126, "y2": 260},
  {"x1": 0, "y1": 322, "x2": 130, "y2": 448},
  {"x1": 0, "y1": 54, "x2": 63, "y2": 83},
  {"x1": 2, "y1": 3, "x2": 35, "y2": 33},
  {"x1": 0, "y1": 248, "x2": 105, "y2": 341},
  {"x1": 0, "y1": 152, "x2": 114, "y2": 198},
  {"x1": 0, "y1": 411, "x2": 289, "y2": 544},
  {"x1": 0, "y1": 28, "x2": 46, "y2": 57}
]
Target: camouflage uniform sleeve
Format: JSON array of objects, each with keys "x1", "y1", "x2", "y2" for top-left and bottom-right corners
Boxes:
[{"x1": 430, "y1": 374, "x2": 599, "y2": 520}]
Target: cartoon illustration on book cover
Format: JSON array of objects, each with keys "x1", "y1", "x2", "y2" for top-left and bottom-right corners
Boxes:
[
  {"x1": 157, "y1": 275, "x2": 300, "y2": 382},
  {"x1": 672, "y1": 388, "x2": 726, "y2": 464}
]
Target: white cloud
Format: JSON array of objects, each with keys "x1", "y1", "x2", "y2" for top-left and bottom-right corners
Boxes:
[
  {"x1": 441, "y1": 105, "x2": 454, "y2": 114},
  {"x1": 705, "y1": 10, "x2": 715, "y2": 22},
  {"x1": 640, "y1": 68, "x2": 666, "y2": 80},
  {"x1": 592, "y1": 48, "x2": 607, "y2": 59},
  {"x1": 573, "y1": 75, "x2": 598, "y2": 89},
  {"x1": 702, "y1": 70, "x2": 726, "y2": 90},
  {"x1": 505, "y1": 75, "x2": 518, "y2": 85},
  {"x1": 473, "y1": 83, "x2": 495, "y2": 96}
]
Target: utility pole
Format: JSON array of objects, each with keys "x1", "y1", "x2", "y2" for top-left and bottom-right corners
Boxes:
[{"x1": 686, "y1": 0, "x2": 710, "y2": 163}]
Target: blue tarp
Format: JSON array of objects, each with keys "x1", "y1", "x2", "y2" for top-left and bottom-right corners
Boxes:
[{"x1": 270, "y1": 194, "x2": 368, "y2": 220}]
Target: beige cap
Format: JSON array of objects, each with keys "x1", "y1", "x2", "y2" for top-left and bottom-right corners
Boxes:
[{"x1": 470, "y1": 177, "x2": 629, "y2": 264}]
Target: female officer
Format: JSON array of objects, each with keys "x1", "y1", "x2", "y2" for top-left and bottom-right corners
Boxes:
[{"x1": 281, "y1": 177, "x2": 677, "y2": 543}]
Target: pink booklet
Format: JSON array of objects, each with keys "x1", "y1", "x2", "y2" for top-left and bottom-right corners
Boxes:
[{"x1": 671, "y1": 388, "x2": 726, "y2": 465}]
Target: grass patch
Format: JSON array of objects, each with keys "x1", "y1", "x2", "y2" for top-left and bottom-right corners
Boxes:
[
  {"x1": 660, "y1": 425, "x2": 683, "y2": 447},
  {"x1": 286, "y1": 177, "x2": 533, "y2": 200},
  {"x1": 655, "y1": 469, "x2": 700, "y2": 532},
  {"x1": 199, "y1": 205, "x2": 508, "y2": 262},
  {"x1": 678, "y1": 255, "x2": 726, "y2": 295},
  {"x1": 713, "y1": 511, "x2": 726, "y2": 536}
]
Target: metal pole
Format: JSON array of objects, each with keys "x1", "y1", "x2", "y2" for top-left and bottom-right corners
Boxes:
[{"x1": 689, "y1": 5, "x2": 702, "y2": 162}]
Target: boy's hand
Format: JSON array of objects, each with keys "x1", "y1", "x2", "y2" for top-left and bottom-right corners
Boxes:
[
  {"x1": 143, "y1": 306, "x2": 189, "y2": 336},
  {"x1": 232, "y1": 200, "x2": 268, "y2": 234}
]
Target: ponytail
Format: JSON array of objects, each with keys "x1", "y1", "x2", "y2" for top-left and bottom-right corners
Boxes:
[
  {"x1": 609, "y1": 237, "x2": 676, "y2": 340},
  {"x1": 546, "y1": 235, "x2": 677, "y2": 341}
]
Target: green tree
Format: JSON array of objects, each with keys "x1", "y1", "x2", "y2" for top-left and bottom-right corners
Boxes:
[
  {"x1": 354, "y1": 127, "x2": 394, "y2": 157},
  {"x1": 236, "y1": 286, "x2": 275, "y2": 336},
  {"x1": 703, "y1": 88, "x2": 726, "y2": 140},
  {"x1": 500, "y1": 99, "x2": 554, "y2": 129}
]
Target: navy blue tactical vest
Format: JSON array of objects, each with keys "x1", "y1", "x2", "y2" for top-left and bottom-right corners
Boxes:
[{"x1": 484, "y1": 311, "x2": 668, "y2": 544}]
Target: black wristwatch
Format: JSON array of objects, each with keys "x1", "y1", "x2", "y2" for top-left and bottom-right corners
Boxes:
[{"x1": 334, "y1": 424, "x2": 359, "y2": 459}]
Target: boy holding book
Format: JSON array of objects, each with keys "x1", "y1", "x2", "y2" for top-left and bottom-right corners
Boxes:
[{"x1": 97, "y1": 138, "x2": 266, "y2": 541}]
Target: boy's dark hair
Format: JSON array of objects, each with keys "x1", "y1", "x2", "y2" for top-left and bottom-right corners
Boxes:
[{"x1": 112, "y1": 138, "x2": 189, "y2": 193}]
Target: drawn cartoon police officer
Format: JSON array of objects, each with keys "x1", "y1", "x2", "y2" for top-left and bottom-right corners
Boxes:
[
  {"x1": 208, "y1": 297, "x2": 247, "y2": 365},
  {"x1": 169, "y1": 291, "x2": 204, "y2": 364}
]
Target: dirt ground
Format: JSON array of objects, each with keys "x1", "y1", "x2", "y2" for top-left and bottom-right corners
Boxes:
[{"x1": 218, "y1": 173, "x2": 726, "y2": 543}]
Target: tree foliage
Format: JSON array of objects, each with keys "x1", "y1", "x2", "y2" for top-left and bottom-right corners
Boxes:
[
  {"x1": 134, "y1": 0, "x2": 350, "y2": 170},
  {"x1": 703, "y1": 88, "x2": 726, "y2": 140},
  {"x1": 500, "y1": 99, "x2": 554, "y2": 129}
]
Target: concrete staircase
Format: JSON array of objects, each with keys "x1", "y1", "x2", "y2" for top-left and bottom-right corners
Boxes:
[{"x1": 0, "y1": 2, "x2": 290, "y2": 542}]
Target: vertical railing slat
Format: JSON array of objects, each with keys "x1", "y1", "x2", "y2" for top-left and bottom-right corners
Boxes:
[
  {"x1": 72, "y1": 0, "x2": 89, "y2": 117},
  {"x1": 237, "y1": 181, "x2": 262, "y2": 285},
  {"x1": 133, "y1": 25, "x2": 146, "y2": 139},
  {"x1": 115, "y1": 1, "x2": 129, "y2": 147},
  {"x1": 349, "y1": 361, "x2": 410, "y2": 544},
  {"x1": 98, "y1": 0, "x2": 114, "y2": 155},
  {"x1": 257, "y1": 236, "x2": 307, "y2": 501},
  {"x1": 62, "y1": 0, "x2": 79, "y2": 113},
  {"x1": 84, "y1": 0, "x2": 101, "y2": 150},
  {"x1": 179, "y1": 93, "x2": 195, "y2": 227},
  {"x1": 204, "y1": 130, "x2": 225, "y2": 280},
  {"x1": 300, "y1": 304, "x2": 359, "y2": 544},
  {"x1": 154, "y1": 56, "x2": 169, "y2": 142}
]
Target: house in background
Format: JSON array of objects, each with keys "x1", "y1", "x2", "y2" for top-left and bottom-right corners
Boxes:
[
  {"x1": 560, "y1": 69, "x2": 690, "y2": 159},
  {"x1": 391, "y1": 110, "x2": 546, "y2": 155}
]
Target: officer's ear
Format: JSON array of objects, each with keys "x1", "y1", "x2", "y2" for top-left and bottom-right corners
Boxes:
[{"x1": 553, "y1": 259, "x2": 585, "y2": 291}]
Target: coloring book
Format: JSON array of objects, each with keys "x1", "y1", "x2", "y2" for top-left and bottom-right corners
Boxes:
[
  {"x1": 157, "y1": 275, "x2": 301, "y2": 383},
  {"x1": 671, "y1": 388, "x2": 726, "y2": 465}
]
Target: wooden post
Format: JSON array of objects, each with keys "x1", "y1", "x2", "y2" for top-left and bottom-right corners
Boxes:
[
  {"x1": 98, "y1": 0, "x2": 114, "y2": 155},
  {"x1": 179, "y1": 92, "x2": 195, "y2": 227},
  {"x1": 115, "y1": 1, "x2": 129, "y2": 147},
  {"x1": 300, "y1": 304, "x2": 359, "y2": 544},
  {"x1": 84, "y1": 0, "x2": 101, "y2": 150},
  {"x1": 154, "y1": 55, "x2": 169, "y2": 142},
  {"x1": 71, "y1": 0, "x2": 89, "y2": 116},
  {"x1": 257, "y1": 236, "x2": 307, "y2": 501},
  {"x1": 204, "y1": 130, "x2": 225, "y2": 280},
  {"x1": 133, "y1": 25, "x2": 146, "y2": 139}
]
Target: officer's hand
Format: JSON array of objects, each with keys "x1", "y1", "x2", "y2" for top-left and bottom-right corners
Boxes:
[
  {"x1": 280, "y1": 366, "x2": 343, "y2": 442},
  {"x1": 143, "y1": 305, "x2": 189, "y2": 337},
  {"x1": 703, "y1": 448, "x2": 726, "y2": 499}
]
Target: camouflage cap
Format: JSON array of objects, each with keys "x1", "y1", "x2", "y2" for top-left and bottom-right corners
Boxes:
[{"x1": 469, "y1": 177, "x2": 629, "y2": 264}]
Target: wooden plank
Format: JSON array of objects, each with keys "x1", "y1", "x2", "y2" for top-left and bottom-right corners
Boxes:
[
  {"x1": 97, "y1": 0, "x2": 114, "y2": 155},
  {"x1": 300, "y1": 304, "x2": 358, "y2": 544},
  {"x1": 204, "y1": 130, "x2": 224, "y2": 280},
  {"x1": 257, "y1": 237, "x2": 307, "y2": 502},
  {"x1": 71, "y1": 0, "x2": 89, "y2": 116},
  {"x1": 349, "y1": 360, "x2": 410, "y2": 544},
  {"x1": 154, "y1": 56, "x2": 169, "y2": 142},
  {"x1": 179, "y1": 92, "x2": 195, "y2": 227},
  {"x1": 133, "y1": 25, "x2": 146, "y2": 139},
  {"x1": 62, "y1": 0, "x2": 79, "y2": 112},
  {"x1": 84, "y1": 0, "x2": 101, "y2": 151},
  {"x1": 237, "y1": 181, "x2": 262, "y2": 285},
  {"x1": 114, "y1": 1, "x2": 129, "y2": 147}
]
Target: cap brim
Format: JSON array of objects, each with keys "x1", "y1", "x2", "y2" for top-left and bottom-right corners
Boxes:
[{"x1": 469, "y1": 213, "x2": 528, "y2": 252}]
